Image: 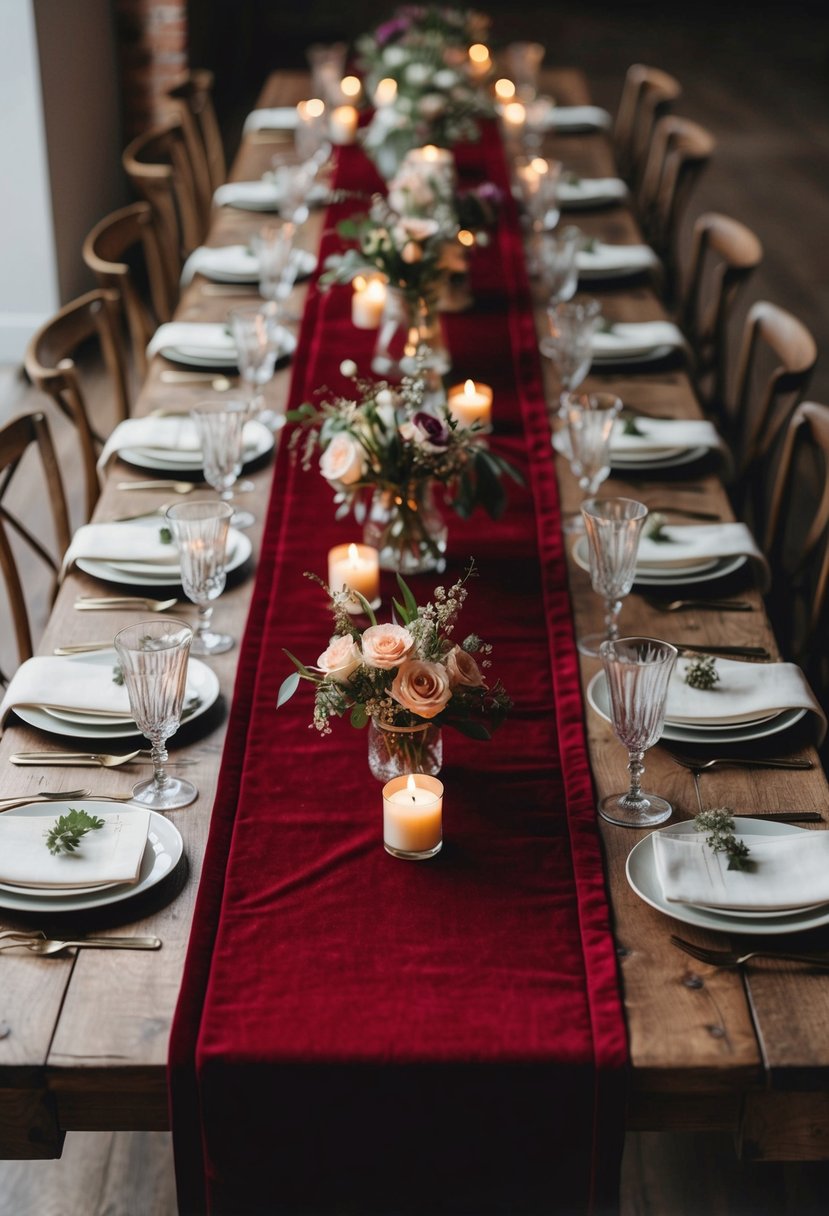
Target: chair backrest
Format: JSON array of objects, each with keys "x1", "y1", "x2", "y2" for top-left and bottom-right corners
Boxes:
[
  {"x1": 0, "y1": 411, "x2": 71, "y2": 684},
  {"x1": 637, "y1": 115, "x2": 715, "y2": 293},
  {"x1": 763, "y1": 402, "x2": 829, "y2": 687},
  {"x1": 82, "y1": 201, "x2": 174, "y2": 379},
  {"x1": 164, "y1": 68, "x2": 226, "y2": 226},
  {"x1": 728, "y1": 300, "x2": 817, "y2": 529},
  {"x1": 122, "y1": 117, "x2": 205, "y2": 280},
  {"x1": 614, "y1": 64, "x2": 682, "y2": 187},
  {"x1": 24, "y1": 288, "x2": 130, "y2": 522},
  {"x1": 680, "y1": 211, "x2": 763, "y2": 410}
]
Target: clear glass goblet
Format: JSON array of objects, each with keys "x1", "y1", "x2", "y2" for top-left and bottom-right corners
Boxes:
[
  {"x1": 599, "y1": 637, "x2": 678, "y2": 827},
  {"x1": 190, "y1": 398, "x2": 256, "y2": 530},
  {"x1": 519, "y1": 156, "x2": 562, "y2": 238},
  {"x1": 113, "y1": 620, "x2": 198, "y2": 810},
  {"x1": 561, "y1": 391, "x2": 623, "y2": 533},
  {"x1": 227, "y1": 303, "x2": 279, "y2": 413},
  {"x1": 578, "y1": 496, "x2": 648, "y2": 657},
  {"x1": 250, "y1": 222, "x2": 303, "y2": 325},
  {"x1": 537, "y1": 224, "x2": 582, "y2": 303},
  {"x1": 166, "y1": 500, "x2": 234, "y2": 656},
  {"x1": 542, "y1": 297, "x2": 601, "y2": 427},
  {"x1": 504, "y1": 40, "x2": 546, "y2": 102}
]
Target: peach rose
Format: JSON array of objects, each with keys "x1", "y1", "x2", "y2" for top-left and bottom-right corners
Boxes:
[
  {"x1": 446, "y1": 646, "x2": 484, "y2": 688},
  {"x1": 361, "y1": 623, "x2": 414, "y2": 670},
  {"x1": 391, "y1": 660, "x2": 452, "y2": 719},
  {"x1": 319, "y1": 432, "x2": 365, "y2": 486},
  {"x1": 316, "y1": 635, "x2": 362, "y2": 682}
]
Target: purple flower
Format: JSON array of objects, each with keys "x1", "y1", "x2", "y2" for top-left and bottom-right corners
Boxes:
[
  {"x1": 375, "y1": 16, "x2": 411, "y2": 45},
  {"x1": 412, "y1": 411, "x2": 451, "y2": 449}
]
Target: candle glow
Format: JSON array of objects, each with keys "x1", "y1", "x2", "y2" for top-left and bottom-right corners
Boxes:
[
  {"x1": 494, "y1": 77, "x2": 516, "y2": 101},
  {"x1": 382, "y1": 773, "x2": 444, "y2": 859},
  {"x1": 327, "y1": 543, "x2": 381, "y2": 613}
]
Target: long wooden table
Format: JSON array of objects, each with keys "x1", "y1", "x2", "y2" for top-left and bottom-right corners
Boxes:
[{"x1": 2, "y1": 67, "x2": 829, "y2": 1168}]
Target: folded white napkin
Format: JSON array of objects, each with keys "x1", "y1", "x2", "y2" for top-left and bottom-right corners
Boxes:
[
  {"x1": 213, "y1": 180, "x2": 283, "y2": 211},
  {"x1": 180, "y1": 245, "x2": 260, "y2": 286},
  {"x1": 558, "y1": 176, "x2": 629, "y2": 208},
  {"x1": 636, "y1": 522, "x2": 769, "y2": 588},
  {"x1": 61, "y1": 523, "x2": 181, "y2": 577},
  {"x1": 664, "y1": 658, "x2": 825, "y2": 741},
  {"x1": 146, "y1": 322, "x2": 238, "y2": 366},
  {"x1": 578, "y1": 242, "x2": 660, "y2": 277},
  {"x1": 591, "y1": 321, "x2": 689, "y2": 361},
  {"x1": 653, "y1": 828, "x2": 829, "y2": 912},
  {"x1": 611, "y1": 417, "x2": 725, "y2": 459},
  {"x1": 243, "y1": 106, "x2": 299, "y2": 134},
  {"x1": 1, "y1": 655, "x2": 134, "y2": 723},
  {"x1": 525, "y1": 101, "x2": 613, "y2": 132},
  {"x1": 97, "y1": 417, "x2": 201, "y2": 474},
  {"x1": 0, "y1": 809, "x2": 151, "y2": 890}
]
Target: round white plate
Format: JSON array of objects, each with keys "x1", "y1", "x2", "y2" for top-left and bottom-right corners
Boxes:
[
  {"x1": 578, "y1": 263, "x2": 654, "y2": 281},
  {"x1": 626, "y1": 818, "x2": 829, "y2": 935},
  {"x1": 227, "y1": 182, "x2": 328, "y2": 212},
  {"x1": 157, "y1": 328, "x2": 298, "y2": 369},
  {"x1": 118, "y1": 420, "x2": 274, "y2": 473},
  {"x1": 591, "y1": 345, "x2": 676, "y2": 367},
  {"x1": 634, "y1": 554, "x2": 748, "y2": 586},
  {"x1": 586, "y1": 669, "x2": 808, "y2": 744},
  {"x1": 13, "y1": 655, "x2": 220, "y2": 740},
  {"x1": 0, "y1": 802, "x2": 183, "y2": 914},
  {"x1": 202, "y1": 248, "x2": 317, "y2": 284},
  {"x1": 572, "y1": 533, "x2": 719, "y2": 578},
  {"x1": 611, "y1": 446, "x2": 710, "y2": 471},
  {"x1": 76, "y1": 528, "x2": 252, "y2": 588}
]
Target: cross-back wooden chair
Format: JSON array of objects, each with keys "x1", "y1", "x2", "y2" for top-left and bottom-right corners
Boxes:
[
  {"x1": 0, "y1": 411, "x2": 71, "y2": 686},
  {"x1": 679, "y1": 212, "x2": 763, "y2": 414},
  {"x1": 763, "y1": 402, "x2": 829, "y2": 705},
  {"x1": 164, "y1": 68, "x2": 226, "y2": 228},
  {"x1": 122, "y1": 117, "x2": 205, "y2": 281},
  {"x1": 24, "y1": 288, "x2": 130, "y2": 523},
  {"x1": 613, "y1": 64, "x2": 682, "y2": 189},
  {"x1": 725, "y1": 300, "x2": 817, "y2": 533},
  {"x1": 637, "y1": 115, "x2": 716, "y2": 300}
]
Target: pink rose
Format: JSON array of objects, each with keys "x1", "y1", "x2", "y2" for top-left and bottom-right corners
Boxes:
[
  {"x1": 316, "y1": 635, "x2": 362, "y2": 682},
  {"x1": 361, "y1": 623, "x2": 414, "y2": 669},
  {"x1": 446, "y1": 646, "x2": 484, "y2": 688},
  {"x1": 400, "y1": 240, "x2": 423, "y2": 264},
  {"x1": 319, "y1": 432, "x2": 365, "y2": 486},
  {"x1": 391, "y1": 660, "x2": 452, "y2": 719}
]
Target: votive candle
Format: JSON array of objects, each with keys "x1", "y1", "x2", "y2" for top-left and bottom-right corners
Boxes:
[
  {"x1": 329, "y1": 104, "x2": 359, "y2": 145},
  {"x1": 383, "y1": 773, "x2": 444, "y2": 860},
  {"x1": 374, "y1": 77, "x2": 398, "y2": 107},
  {"x1": 327, "y1": 543, "x2": 381, "y2": 613},
  {"x1": 447, "y1": 379, "x2": 493, "y2": 430},
  {"x1": 351, "y1": 277, "x2": 387, "y2": 329}
]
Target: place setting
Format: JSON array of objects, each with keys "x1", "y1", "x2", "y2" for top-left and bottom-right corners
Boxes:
[
  {"x1": 557, "y1": 172, "x2": 630, "y2": 210},
  {"x1": 96, "y1": 412, "x2": 274, "y2": 477},
  {"x1": 144, "y1": 317, "x2": 297, "y2": 370},
  {"x1": 180, "y1": 241, "x2": 318, "y2": 287},
  {"x1": 607, "y1": 413, "x2": 729, "y2": 472}
]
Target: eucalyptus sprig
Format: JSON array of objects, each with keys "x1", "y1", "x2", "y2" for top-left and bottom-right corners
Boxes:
[
  {"x1": 159, "y1": 525, "x2": 173, "y2": 545},
  {"x1": 621, "y1": 412, "x2": 645, "y2": 437},
  {"x1": 685, "y1": 654, "x2": 720, "y2": 690},
  {"x1": 646, "y1": 512, "x2": 673, "y2": 543},
  {"x1": 694, "y1": 808, "x2": 753, "y2": 871},
  {"x1": 44, "y1": 809, "x2": 106, "y2": 857}
]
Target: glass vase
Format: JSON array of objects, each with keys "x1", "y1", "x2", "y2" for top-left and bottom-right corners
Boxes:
[
  {"x1": 363, "y1": 482, "x2": 448, "y2": 574},
  {"x1": 368, "y1": 718, "x2": 443, "y2": 782},
  {"x1": 371, "y1": 288, "x2": 451, "y2": 379}
]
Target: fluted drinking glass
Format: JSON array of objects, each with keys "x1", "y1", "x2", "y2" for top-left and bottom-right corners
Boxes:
[
  {"x1": 227, "y1": 303, "x2": 280, "y2": 429},
  {"x1": 578, "y1": 497, "x2": 648, "y2": 657},
  {"x1": 542, "y1": 297, "x2": 601, "y2": 429},
  {"x1": 166, "y1": 500, "x2": 234, "y2": 655},
  {"x1": 190, "y1": 399, "x2": 256, "y2": 530},
  {"x1": 599, "y1": 637, "x2": 678, "y2": 827},
  {"x1": 562, "y1": 391, "x2": 623, "y2": 533},
  {"x1": 537, "y1": 224, "x2": 582, "y2": 303},
  {"x1": 114, "y1": 620, "x2": 198, "y2": 810}
]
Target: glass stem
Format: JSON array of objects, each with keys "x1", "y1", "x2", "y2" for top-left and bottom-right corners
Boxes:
[
  {"x1": 626, "y1": 749, "x2": 646, "y2": 805},
  {"x1": 150, "y1": 737, "x2": 170, "y2": 792},
  {"x1": 604, "y1": 597, "x2": 622, "y2": 643},
  {"x1": 196, "y1": 604, "x2": 213, "y2": 642}
]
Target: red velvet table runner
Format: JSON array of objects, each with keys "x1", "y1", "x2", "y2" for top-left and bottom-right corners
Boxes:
[{"x1": 169, "y1": 124, "x2": 628, "y2": 1216}]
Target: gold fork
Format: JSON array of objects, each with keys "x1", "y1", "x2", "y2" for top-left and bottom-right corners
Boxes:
[
  {"x1": 74, "y1": 596, "x2": 180, "y2": 613},
  {"x1": 0, "y1": 788, "x2": 89, "y2": 812},
  {"x1": 670, "y1": 935, "x2": 829, "y2": 969},
  {"x1": 0, "y1": 933, "x2": 162, "y2": 955},
  {"x1": 10, "y1": 750, "x2": 197, "y2": 768},
  {"x1": 667, "y1": 754, "x2": 813, "y2": 773}
]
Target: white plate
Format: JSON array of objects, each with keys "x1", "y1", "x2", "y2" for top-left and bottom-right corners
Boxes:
[
  {"x1": 157, "y1": 328, "x2": 298, "y2": 369},
  {"x1": 76, "y1": 529, "x2": 252, "y2": 588},
  {"x1": 13, "y1": 654, "x2": 220, "y2": 740},
  {"x1": 225, "y1": 182, "x2": 329, "y2": 213},
  {"x1": 572, "y1": 533, "x2": 720, "y2": 578},
  {"x1": 578, "y1": 263, "x2": 654, "y2": 281},
  {"x1": 119, "y1": 420, "x2": 274, "y2": 474},
  {"x1": 611, "y1": 445, "x2": 710, "y2": 471},
  {"x1": 626, "y1": 818, "x2": 829, "y2": 935},
  {"x1": 0, "y1": 802, "x2": 183, "y2": 914},
  {"x1": 203, "y1": 248, "x2": 317, "y2": 284},
  {"x1": 586, "y1": 669, "x2": 808, "y2": 744},
  {"x1": 591, "y1": 345, "x2": 677, "y2": 366}
]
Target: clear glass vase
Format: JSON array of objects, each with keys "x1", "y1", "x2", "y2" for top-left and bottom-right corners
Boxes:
[
  {"x1": 368, "y1": 718, "x2": 443, "y2": 781},
  {"x1": 363, "y1": 482, "x2": 448, "y2": 574},
  {"x1": 371, "y1": 288, "x2": 451, "y2": 379}
]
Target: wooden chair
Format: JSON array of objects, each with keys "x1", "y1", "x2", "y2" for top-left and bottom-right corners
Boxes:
[
  {"x1": 24, "y1": 289, "x2": 130, "y2": 522},
  {"x1": 122, "y1": 117, "x2": 205, "y2": 281},
  {"x1": 679, "y1": 212, "x2": 763, "y2": 413},
  {"x1": 763, "y1": 402, "x2": 829, "y2": 703},
  {"x1": 726, "y1": 301, "x2": 817, "y2": 534},
  {"x1": 614, "y1": 64, "x2": 682, "y2": 189},
  {"x1": 637, "y1": 115, "x2": 716, "y2": 299},
  {"x1": 82, "y1": 202, "x2": 175, "y2": 379},
  {"x1": 164, "y1": 69, "x2": 226, "y2": 228},
  {"x1": 0, "y1": 412, "x2": 71, "y2": 685}
]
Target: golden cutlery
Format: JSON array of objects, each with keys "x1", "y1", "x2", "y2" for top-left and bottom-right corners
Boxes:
[
  {"x1": 109, "y1": 505, "x2": 173, "y2": 524},
  {"x1": 159, "y1": 370, "x2": 236, "y2": 388},
  {"x1": 10, "y1": 750, "x2": 197, "y2": 768},
  {"x1": 53, "y1": 642, "x2": 118, "y2": 655},
  {"x1": 672, "y1": 643, "x2": 771, "y2": 659},
  {"x1": 199, "y1": 284, "x2": 261, "y2": 297},
  {"x1": 0, "y1": 789, "x2": 89, "y2": 812},
  {"x1": 644, "y1": 597, "x2": 754, "y2": 612},
  {"x1": 74, "y1": 596, "x2": 180, "y2": 613},
  {"x1": 670, "y1": 936, "x2": 829, "y2": 969},
  {"x1": 116, "y1": 480, "x2": 197, "y2": 493},
  {"x1": 668, "y1": 754, "x2": 813, "y2": 772},
  {"x1": 0, "y1": 933, "x2": 162, "y2": 955}
]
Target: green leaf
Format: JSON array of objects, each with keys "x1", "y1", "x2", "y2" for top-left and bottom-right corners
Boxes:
[
  {"x1": 392, "y1": 596, "x2": 408, "y2": 624},
  {"x1": 396, "y1": 573, "x2": 418, "y2": 619},
  {"x1": 350, "y1": 703, "x2": 368, "y2": 728},
  {"x1": 44, "y1": 809, "x2": 106, "y2": 856},
  {"x1": 449, "y1": 718, "x2": 492, "y2": 741},
  {"x1": 353, "y1": 590, "x2": 378, "y2": 626},
  {"x1": 277, "y1": 671, "x2": 300, "y2": 708},
  {"x1": 282, "y1": 649, "x2": 316, "y2": 681}
]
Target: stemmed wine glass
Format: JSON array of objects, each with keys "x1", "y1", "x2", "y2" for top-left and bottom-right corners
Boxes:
[
  {"x1": 578, "y1": 497, "x2": 648, "y2": 657},
  {"x1": 250, "y1": 223, "x2": 303, "y2": 325},
  {"x1": 113, "y1": 620, "x2": 198, "y2": 810},
  {"x1": 190, "y1": 399, "x2": 256, "y2": 530},
  {"x1": 561, "y1": 391, "x2": 623, "y2": 533},
  {"x1": 537, "y1": 224, "x2": 582, "y2": 304},
  {"x1": 599, "y1": 637, "x2": 678, "y2": 827},
  {"x1": 166, "y1": 500, "x2": 234, "y2": 655},
  {"x1": 227, "y1": 304, "x2": 281, "y2": 433},
  {"x1": 543, "y1": 297, "x2": 601, "y2": 434}
]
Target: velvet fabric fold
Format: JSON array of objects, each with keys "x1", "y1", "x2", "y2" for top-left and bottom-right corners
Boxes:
[{"x1": 169, "y1": 123, "x2": 628, "y2": 1216}]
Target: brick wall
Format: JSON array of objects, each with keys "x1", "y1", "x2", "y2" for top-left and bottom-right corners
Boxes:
[{"x1": 114, "y1": 0, "x2": 188, "y2": 138}]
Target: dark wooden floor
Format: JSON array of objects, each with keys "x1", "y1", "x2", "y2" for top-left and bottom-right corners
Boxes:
[{"x1": 2, "y1": 4, "x2": 829, "y2": 1213}]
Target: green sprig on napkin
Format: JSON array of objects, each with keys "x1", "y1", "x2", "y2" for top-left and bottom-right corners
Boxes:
[
  {"x1": 44, "y1": 809, "x2": 105, "y2": 857},
  {"x1": 685, "y1": 654, "x2": 720, "y2": 689},
  {"x1": 694, "y1": 808, "x2": 753, "y2": 872}
]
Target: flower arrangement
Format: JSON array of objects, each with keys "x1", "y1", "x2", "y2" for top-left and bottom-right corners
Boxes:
[{"x1": 278, "y1": 561, "x2": 512, "y2": 775}]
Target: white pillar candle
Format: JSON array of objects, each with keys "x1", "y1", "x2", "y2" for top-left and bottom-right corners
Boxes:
[
  {"x1": 501, "y1": 100, "x2": 527, "y2": 136},
  {"x1": 383, "y1": 773, "x2": 444, "y2": 859},
  {"x1": 447, "y1": 379, "x2": 493, "y2": 430},
  {"x1": 329, "y1": 104, "x2": 359, "y2": 145},
  {"x1": 403, "y1": 144, "x2": 456, "y2": 187},
  {"x1": 494, "y1": 77, "x2": 517, "y2": 103},
  {"x1": 351, "y1": 278, "x2": 387, "y2": 329},
  {"x1": 339, "y1": 75, "x2": 362, "y2": 102},
  {"x1": 468, "y1": 43, "x2": 493, "y2": 80},
  {"x1": 327, "y1": 543, "x2": 381, "y2": 613},
  {"x1": 374, "y1": 77, "x2": 398, "y2": 107}
]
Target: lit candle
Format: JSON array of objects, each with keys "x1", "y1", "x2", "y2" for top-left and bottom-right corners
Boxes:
[
  {"x1": 329, "y1": 104, "x2": 359, "y2": 145},
  {"x1": 468, "y1": 42, "x2": 493, "y2": 80},
  {"x1": 447, "y1": 379, "x2": 493, "y2": 430},
  {"x1": 404, "y1": 144, "x2": 456, "y2": 186},
  {"x1": 296, "y1": 97, "x2": 325, "y2": 123},
  {"x1": 501, "y1": 100, "x2": 527, "y2": 136},
  {"x1": 494, "y1": 77, "x2": 517, "y2": 102},
  {"x1": 295, "y1": 98, "x2": 326, "y2": 159},
  {"x1": 374, "y1": 77, "x2": 398, "y2": 107},
  {"x1": 383, "y1": 773, "x2": 444, "y2": 860},
  {"x1": 339, "y1": 74, "x2": 362, "y2": 102},
  {"x1": 351, "y1": 277, "x2": 387, "y2": 329},
  {"x1": 327, "y1": 543, "x2": 381, "y2": 613}
]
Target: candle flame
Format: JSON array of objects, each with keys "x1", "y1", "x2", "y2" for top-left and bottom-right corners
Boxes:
[
  {"x1": 304, "y1": 98, "x2": 325, "y2": 118},
  {"x1": 469, "y1": 43, "x2": 490, "y2": 63},
  {"x1": 365, "y1": 278, "x2": 386, "y2": 301},
  {"x1": 503, "y1": 101, "x2": 526, "y2": 125},
  {"x1": 375, "y1": 77, "x2": 397, "y2": 104},
  {"x1": 422, "y1": 144, "x2": 439, "y2": 160},
  {"x1": 531, "y1": 156, "x2": 549, "y2": 175},
  {"x1": 406, "y1": 774, "x2": 418, "y2": 801},
  {"x1": 347, "y1": 543, "x2": 360, "y2": 566},
  {"x1": 494, "y1": 77, "x2": 516, "y2": 101},
  {"x1": 458, "y1": 228, "x2": 475, "y2": 247},
  {"x1": 464, "y1": 379, "x2": 477, "y2": 397},
  {"x1": 340, "y1": 75, "x2": 361, "y2": 97},
  {"x1": 353, "y1": 274, "x2": 367, "y2": 292}
]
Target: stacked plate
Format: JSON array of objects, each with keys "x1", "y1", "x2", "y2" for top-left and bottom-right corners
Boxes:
[
  {"x1": 156, "y1": 329, "x2": 297, "y2": 369},
  {"x1": 551, "y1": 427, "x2": 708, "y2": 472},
  {"x1": 0, "y1": 800, "x2": 183, "y2": 914},
  {"x1": 571, "y1": 532, "x2": 747, "y2": 588},
  {"x1": 75, "y1": 524, "x2": 252, "y2": 589},
  {"x1": 119, "y1": 419, "x2": 274, "y2": 472},
  {"x1": 626, "y1": 819, "x2": 829, "y2": 936}
]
